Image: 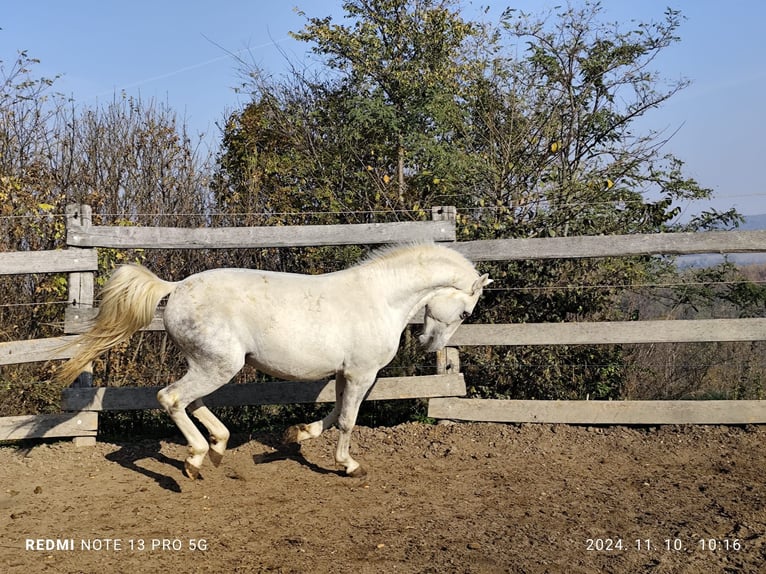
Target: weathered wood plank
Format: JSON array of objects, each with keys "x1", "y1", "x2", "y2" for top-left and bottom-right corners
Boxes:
[
  {"x1": 448, "y1": 318, "x2": 766, "y2": 346},
  {"x1": 0, "y1": 250, "x2": 98, "y2": 275},
  {"x1": 65, "y1": 314, "x2": 766, "y2": 345},
  {"x1": 0, "y1": 411, "x2": 98, "y2": 441},
  {"x1": 61, "y1": 374, "x2": 466, "y2": 411},
  {"x1": 453, "y1": 230, "x2": 766, "y2": 261},
  {"x1": 64, "y1": 307, "x2": 164, "y2": 334},
  {"x1": 0, "y1": 336, "x2": 82, "y2": 365},
  {"x1": 66, "y1": 220, "x2": 455, "y2": 249},
  {"x1": 428, "y1": 398, "x2": 766, "y2": 425}
]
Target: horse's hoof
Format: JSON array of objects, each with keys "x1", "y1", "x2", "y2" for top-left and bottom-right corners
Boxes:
[
  {"x1": 282, "y1": 424, "x2": 303, "y2": 445},
  {"x1": 184, "y1": 461, "x2": 201, "y2": 480},
  {"x1": 208, "y1": 450, "x2": 224, "y2": 468},
  {"x1": 348, "y1": 466, "x2": 367, "y2": 478}
]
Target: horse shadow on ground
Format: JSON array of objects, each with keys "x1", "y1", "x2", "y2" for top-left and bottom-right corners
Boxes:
[
  {"x1": 250, "y1": 431, "x2": 343, "y2": 477},
  {"x1": 104, "y1": 433, "x2": 342, "y2": 492},
  {"x1": 105, "y1": 440, "x2": 187, "y2": 492}
]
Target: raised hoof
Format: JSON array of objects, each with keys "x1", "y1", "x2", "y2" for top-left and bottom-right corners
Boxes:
[
  {"x1": 282, "y1": 424, "x2": 305, "y2": 445},
  {"x1": 348, "y1": 466, "x2": 367, "y2": 478},
  {"x1": 184, "y1": 461, "x2": 201, "y2": 480},
  {"x1": 208, "y1": 449, "x2": 224, "y2": 468}
]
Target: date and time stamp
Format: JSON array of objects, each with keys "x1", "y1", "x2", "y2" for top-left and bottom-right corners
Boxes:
[{"x1": 586, "y1": 536, "x2": 744, "y2": 553}]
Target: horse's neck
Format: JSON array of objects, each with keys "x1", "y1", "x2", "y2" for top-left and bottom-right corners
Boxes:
[{"x1": 360, "y1": 258, "x2": 463, "y2": 318}]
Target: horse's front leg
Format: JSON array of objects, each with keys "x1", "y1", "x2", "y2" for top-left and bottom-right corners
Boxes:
[
  {"x1": 334, "y1": 372, "x2": 376, "y2": 477},
  {"x1": 283, "y1": 373, "x2": 346, "y2": 443}
]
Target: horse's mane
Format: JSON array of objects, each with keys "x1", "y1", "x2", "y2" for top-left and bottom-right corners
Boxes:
[{"x1": 358, "y1": 242, "x2": 475, "y2": 274}]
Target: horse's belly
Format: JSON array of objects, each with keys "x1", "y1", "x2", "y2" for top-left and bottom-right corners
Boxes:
[{"x1": 244, "y1": 343, "x2": 340, "y2": 381}]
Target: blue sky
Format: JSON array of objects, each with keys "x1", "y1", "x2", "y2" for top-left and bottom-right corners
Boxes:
[{"x1": 2, "y1": 1, "x2": 764, "y2": 217}]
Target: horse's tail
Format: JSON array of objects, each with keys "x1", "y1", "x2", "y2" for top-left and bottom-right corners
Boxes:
[{"x1": 55, "y1": 264, "x2": 177, "y2": 385}]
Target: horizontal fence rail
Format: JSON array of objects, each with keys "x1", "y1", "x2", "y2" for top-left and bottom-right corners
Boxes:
[
  {"x1": 428, "y1": 398, "x2": 766, "y2": 425},
  {"x1": 453, "y1": 229, "x2": 766, "y2": 261},
  {"x1": 0, "y1": 336, "x2": 81, "y2": 365},
  {"x1": 0, "y1": 412, "x2": 98, "y2": 441},
  {"x1": 0, "y1": 249, "x2": 98, "y2": 275},
  {"x1": 61, "y1": 314, "x2": 766, "y2": 346},
  {"x1": 449, "y1": 318, "x2": 766, "y2": 346},
  {"x1": 61, "y1": 374, "x2": 466, "y2": 411},
  {"x1": 66, "y1": 220, "x2": 456, "y2": 249}
]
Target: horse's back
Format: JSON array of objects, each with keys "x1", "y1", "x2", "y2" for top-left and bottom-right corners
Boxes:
[
  {"x1": 164, "y1": 267, "x2": 331, "y2": 334},
  {"x1": 169, "y1": 267, "x2": 347, "y2": 313}
]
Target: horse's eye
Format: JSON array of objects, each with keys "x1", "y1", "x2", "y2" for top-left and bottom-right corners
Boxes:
[{"x1": 460, "y1": 311, "x2": 470, "y2": 320}]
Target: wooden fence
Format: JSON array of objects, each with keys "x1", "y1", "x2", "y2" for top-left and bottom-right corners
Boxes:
[
  {"x1": 2, "y1": 204, "x2": 766, "y2": 442},
  {"x1": 0, "y1": 208, "x2": 99, "y2": 441},
  {"x1": 0, "y1": 205, "x2": 465, "y2": 442}
]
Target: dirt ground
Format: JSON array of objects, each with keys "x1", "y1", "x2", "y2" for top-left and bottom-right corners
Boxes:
[{"x1": 1, "y1": 421, "x2": 765, "y2": 573}]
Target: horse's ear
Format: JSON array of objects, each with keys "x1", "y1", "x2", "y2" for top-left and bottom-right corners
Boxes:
[{"x1": 472, "y1": 274, "x2": 493, "y2": 294}]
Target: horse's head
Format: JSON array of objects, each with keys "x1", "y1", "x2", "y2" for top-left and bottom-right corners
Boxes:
[{"x1": 419, "y1": 273, "x2": 492, "y2": 352}]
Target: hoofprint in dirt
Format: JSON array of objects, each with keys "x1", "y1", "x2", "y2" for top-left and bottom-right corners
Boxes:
[{"x1": 1, "y1": 422, "x2": 764, "y2": 573}]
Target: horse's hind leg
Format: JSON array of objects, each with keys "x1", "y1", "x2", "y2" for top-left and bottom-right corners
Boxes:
[
  {"x1": 157, "y1": 380, "x2": 210, "y2": 479},
  {"x1": 283, "y1": 373, "x2": 346, "y2": 444},
  {"x1": 189, "y1": 400, "x2": 230, "y2": 467},
  {"x1": 157, "y1": 358, "x2": 242, "y2": 479}
]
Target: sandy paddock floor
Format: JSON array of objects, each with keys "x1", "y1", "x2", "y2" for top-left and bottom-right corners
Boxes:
[{"x1": 1, "y1": 422, "x2": 765, "y2": 573}]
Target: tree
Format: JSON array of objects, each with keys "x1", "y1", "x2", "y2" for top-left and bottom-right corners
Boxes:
[
  {"x1": 463, "y1": 3, "x2": 739, "y2": 238},
  {"x1": 0, "y1": 52, "x2": 214, "y2": 415},
  {"x1": 294, "y1": 0, "x2": 478, "y2": 206},
  {"x1": 216, "y1": 0, "x2": 480, "y2": 222},
  {"x1": 50, "y1": 94, "x2": 211, "y2": 224},
  {"x1": 0, "y1": 50, "x2": 65, "y2": 252}
]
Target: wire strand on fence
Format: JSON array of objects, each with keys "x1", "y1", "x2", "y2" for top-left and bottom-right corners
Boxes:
[
  {"x1": 483, "y1": 279, "x2": 766, "y2": 293},
  {"x1": 0, "y1": 279, "x2": 763, "y2": 313},
  {"x1": 0, "y1": 300, "x2": 71, "y2": 309},
  {"x1": 1, "y1": 191, "x2": 765, "y2": 222}
]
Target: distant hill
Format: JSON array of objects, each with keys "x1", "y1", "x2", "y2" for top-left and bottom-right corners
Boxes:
[
  {"x1": 739, "y1": 213, "x2": 766, "y2": 231},
  {"x1": 678, "y1": 213, "x2": 766, "y2": 267}
]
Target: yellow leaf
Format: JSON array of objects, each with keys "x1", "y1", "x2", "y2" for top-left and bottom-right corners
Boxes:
[
  {"x1": 605, "y1": 179, "x2": 614, "y2": 189},
  {"x1": 549, "y1": 141, "x2": 560, "y2": 153},
  {"x1": 38, "y1": 203, "x2": 55, "y2": 212}
]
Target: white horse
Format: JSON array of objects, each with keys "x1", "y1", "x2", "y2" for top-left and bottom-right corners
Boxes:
[{"x1": 56, "y1": 243, "x2": 491, "y2": 479}]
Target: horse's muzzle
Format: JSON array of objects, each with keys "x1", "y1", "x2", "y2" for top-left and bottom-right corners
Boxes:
[{"x1": 418, "y1": 330, "x2": 445, "y2": 352}]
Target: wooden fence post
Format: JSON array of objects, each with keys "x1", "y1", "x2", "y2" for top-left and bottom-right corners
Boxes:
[
  {"x1": 65, "y1": 204, "x2": 97, "y2": 446},
  {"x1": 431, "y1": 207, "x2": 461, "y2": 377},
  {"x1": 65, "y1": 204, "x2": 94, "y2": 307}
]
